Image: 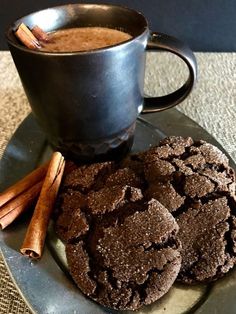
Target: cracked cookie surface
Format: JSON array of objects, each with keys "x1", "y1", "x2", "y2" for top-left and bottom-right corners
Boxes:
[
  {"x1": 55, "y1": 162, "x2": 181, "y2": 310},
  {"x1": 141, "y1": 136, "x2": 236, "y2": 283},
  {"x1": 66, "y1": 196, "x2": 181, "y2": 310},
  {"x1": 55, "y1": 135, "x2": 236, "y2": 301},
  {"x1": 176, "y1": 197, "x2": 236, "y2": 283}
]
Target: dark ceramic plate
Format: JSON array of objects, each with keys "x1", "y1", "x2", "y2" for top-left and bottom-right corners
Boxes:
[{"x1": 0, "y1": 109, "x2": 236, "y2": 314}]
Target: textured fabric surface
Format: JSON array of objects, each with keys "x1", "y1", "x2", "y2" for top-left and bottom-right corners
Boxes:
[
  {"x1": 0, "y1": 51, "x2": 235, "y2": 313},
  {"x1": 0, "y1": 256, "x2": 31, "y2": 314}
]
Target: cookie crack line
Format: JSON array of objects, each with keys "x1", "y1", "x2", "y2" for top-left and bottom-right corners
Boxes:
[
  {"x1": 222, "y1": 197, "x2": 236, "y2": 258},
  {"x1": 179, "y1": 217, "x2": 233, "y2": 283},
  {"x1": 132, "y1": 237, "x2": 180, "y2": 253},
  {"x1": 173, "y1": 191, "x2": 234, "y2": 218},
  {"x1": 136, "y1": 256, "x2": 181, "y2": 305}
]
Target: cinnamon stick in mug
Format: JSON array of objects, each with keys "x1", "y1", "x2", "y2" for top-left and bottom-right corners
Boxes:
[
  {"x1": 21, "y1": 152, "x2": 65, "y2": 259},
  {"x1": 31, "y1": 25, "x2": 49, "y2": 42},
  {"x1": 15, "y1": 23, "x2": 41, "y2": 49}
]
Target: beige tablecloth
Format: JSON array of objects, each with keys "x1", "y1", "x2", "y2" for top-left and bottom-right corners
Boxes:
[{"x1": 0, "y1": 51, "x2": 235, "y2": 313}]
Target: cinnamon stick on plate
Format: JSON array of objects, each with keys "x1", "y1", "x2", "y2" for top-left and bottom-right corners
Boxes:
[
  {"x1": 0, "y1": 162, "x2": 48, "y2": 208},
  {"x1": 21, "y1": 152, "x2": 65, "y2": 259},
  {"x1": 0, "y1": 181, "x2": 43, "y2": 230},
  {"x1": 0, "y1": 159, "x2": 74, "y2": 229}
]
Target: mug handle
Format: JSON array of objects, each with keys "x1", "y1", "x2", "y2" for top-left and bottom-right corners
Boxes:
[{"x1": 142, "y1": 32, "x2": 197, "y2": 113}]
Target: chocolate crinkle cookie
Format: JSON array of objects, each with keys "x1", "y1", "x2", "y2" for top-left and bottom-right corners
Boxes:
[
  {"x1": 55, "y1": 161, "x2": 181, "y2": 310},
  {"x1": 141, "y1": 136, "x2": 236, "y2": 283},
  {"x1": 55, "y1": 135, "x2": 236, "y2": 309},
  {"x1": 66, "y1": 194, "x2": 181, "y2": 310}
]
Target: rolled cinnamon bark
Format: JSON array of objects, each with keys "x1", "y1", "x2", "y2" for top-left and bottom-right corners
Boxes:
[
  {"x1": 15, "y1": 23, "x2": 41, "y2": 49},
  {"x1": 21, "y1": 152, "x2": 65, "y2": 259},
  {"x1": 31, "y1": 25, "x2": 49, "y2": 42},
  {"x1": 0, "y1": 181, "x2": 43, "y2": 229},
  {"x1": 0, "y1": 162, "x2": 48, "y2": 208}
]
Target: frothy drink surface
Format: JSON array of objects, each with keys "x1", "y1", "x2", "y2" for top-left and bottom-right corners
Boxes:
[{"x1": 41, "y1": 27, "x2": 132, "y2": 52}]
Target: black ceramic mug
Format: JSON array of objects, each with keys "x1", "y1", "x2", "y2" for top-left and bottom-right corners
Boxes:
[{"x1": 6, "y1": 3, "x2": 197, "y2": 161}]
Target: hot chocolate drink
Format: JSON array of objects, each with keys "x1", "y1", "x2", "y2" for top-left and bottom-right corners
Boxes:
[{"x1": 41, "y1": 27, "x2": 132, "y2": 52}]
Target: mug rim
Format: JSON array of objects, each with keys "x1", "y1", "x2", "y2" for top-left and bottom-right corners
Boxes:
[{"x1": 5, "y1": 3, "x2": 149, "y2": 56}]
